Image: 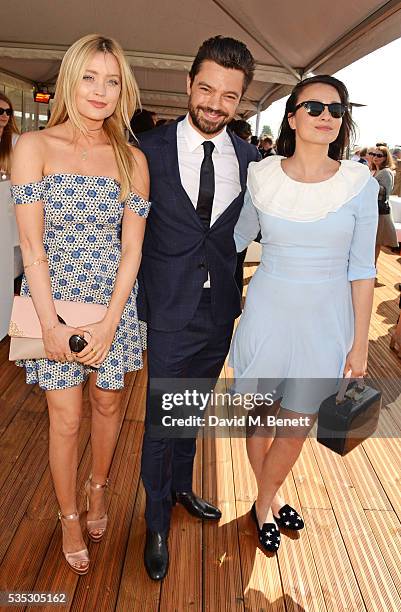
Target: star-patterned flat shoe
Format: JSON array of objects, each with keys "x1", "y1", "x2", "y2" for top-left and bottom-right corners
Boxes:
[
  {"x1": 273, "y1": 504, "x2": 304, "y2": 530},
  {"x1": 250, "y1": 502, "x2": 281, "y2": 553}
]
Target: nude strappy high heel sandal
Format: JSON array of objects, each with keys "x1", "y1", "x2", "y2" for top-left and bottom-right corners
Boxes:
[
  {"x1": 58, "y1": 511, "x2": 90, "y2": 575},
  {"x1": 85, "y1": 476, "x2": 109, "y2": 542}
]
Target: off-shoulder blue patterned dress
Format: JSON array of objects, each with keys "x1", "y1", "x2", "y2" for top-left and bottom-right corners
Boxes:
[{"x1": 11, "y1": 173, "x2": 150, "y2": 391}]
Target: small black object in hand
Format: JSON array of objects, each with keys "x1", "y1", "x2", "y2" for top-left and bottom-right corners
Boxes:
[{"x1": 69, "y1": 334, "x2": 88, "y2": 353}]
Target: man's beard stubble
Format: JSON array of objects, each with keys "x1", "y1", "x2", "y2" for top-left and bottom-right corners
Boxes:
[{"x1": 188, "y1": 97, "x2": 230, "y2": 135}]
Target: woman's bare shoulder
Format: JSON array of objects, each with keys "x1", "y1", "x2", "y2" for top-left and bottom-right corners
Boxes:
[
  {"x1": 129, "y1": 144, "x2": 147, "y2": 166},
  {"x1": 15, "y1": 124, "x2": 68, "y2": 152},
  {"x1": 128, "y1": 145, "x2": 149, "y2": 199},
  {"x1": 15, "y1": 129, "x2": 44, "y2": 149}
]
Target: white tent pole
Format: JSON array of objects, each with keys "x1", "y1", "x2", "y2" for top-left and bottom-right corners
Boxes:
[{"x1": 255, "y1": 103, "x2": 262, "y2": 137}]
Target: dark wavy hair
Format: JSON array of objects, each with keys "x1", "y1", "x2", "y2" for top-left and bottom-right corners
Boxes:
[
  {"x1": 276, "y1": 75, "x2": 356, "y2": 161},
  {"x1": 189, "y1": 36, "x2": 255, "y2": 95}
]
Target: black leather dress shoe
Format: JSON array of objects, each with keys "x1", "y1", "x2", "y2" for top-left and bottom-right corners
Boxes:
[
  {"x1": 172, "y1": 490, "x2": 222, "y2": 520},
  {"x1": 144, "y1": 529, "x2": 169, "y2": 581}
]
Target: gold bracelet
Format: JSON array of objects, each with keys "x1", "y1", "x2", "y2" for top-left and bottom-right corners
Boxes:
[{"x1": 23, "y1": 256, "x2": 48, "y2": 270}]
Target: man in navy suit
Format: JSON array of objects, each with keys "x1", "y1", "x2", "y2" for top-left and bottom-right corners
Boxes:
[{"x1": 138, "y1": 36, "x2": 258, "y2": 580}]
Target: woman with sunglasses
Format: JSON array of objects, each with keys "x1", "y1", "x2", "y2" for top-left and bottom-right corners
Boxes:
[
  {"x1": 229, "y1": 75, "x2": 378, "y2": 554},
  {"x1": 0, "y1": 93, "x2": 20, "y2": 179},
  {"x1": 370, "y1": 146, "x2": 397, "y2": 265}
]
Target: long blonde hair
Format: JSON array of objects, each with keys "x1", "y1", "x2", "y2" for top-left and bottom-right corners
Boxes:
[
  {"x1": 48, "y1": 34, "x2": 140, "y2": 200},
  {"x1": 0, "y1": 92, "x2": 20, "y2": 175}
]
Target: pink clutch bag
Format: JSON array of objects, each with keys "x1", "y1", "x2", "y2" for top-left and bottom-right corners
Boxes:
[{"x1": 8, "y1": 296, "x2": 107, "y2": 360}]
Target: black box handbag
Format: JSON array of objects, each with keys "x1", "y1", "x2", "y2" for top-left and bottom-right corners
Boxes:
[{"x1": 317, "y1": 379, "x2": 382, "y2": 456}]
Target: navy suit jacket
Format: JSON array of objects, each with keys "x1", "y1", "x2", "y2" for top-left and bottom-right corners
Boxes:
[{"x1": 138, "y1": 118, "x2": 259, "y2": 332}]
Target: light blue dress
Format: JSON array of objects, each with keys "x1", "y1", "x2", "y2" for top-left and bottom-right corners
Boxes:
[{"x1": 229, "y1": 158, "x2": 379, "y2": 414}]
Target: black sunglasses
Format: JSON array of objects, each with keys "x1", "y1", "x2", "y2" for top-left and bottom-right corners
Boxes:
[
  {"x1": 368, "y1": 152, "x2": 385, "y2": 158},
  {"x1": 0, "y1": 108, "x2": 12, "y2": 116},
  {"x1": 294, "y1": 100, "x2": 347, "y2": 119}
]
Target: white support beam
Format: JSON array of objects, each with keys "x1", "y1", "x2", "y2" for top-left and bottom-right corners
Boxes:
[
  {"x1": 258, "y1": 84, "x2": 293, "y2": 111},
  {"x1": 258, "y1": 83, "x2": 288, "y2": 108},
  {"x1": 0, "y1": 43, "x2": 65, "y2": 61},
  {"x1": 253, "y1": 65, "x2": 297, "y2": 86},
  {"x1": 255, "y1": 103, "x2": 262, "y2": 136},
  {"x1": 0, "y1": 43, "x2": 298, "y2": 85},
  {"x1": 0, "y1": 69, "x2": 34, "y2": 90}
]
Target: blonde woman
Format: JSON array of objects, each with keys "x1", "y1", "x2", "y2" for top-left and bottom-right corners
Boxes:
[
  {"x1": 11, "y1": 34, "x2": 150, "y2": 574},
  {"x1": 0, "y1": 92, "x2": 20, "y2": 178}
]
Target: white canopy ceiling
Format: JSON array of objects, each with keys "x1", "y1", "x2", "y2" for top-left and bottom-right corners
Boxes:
[{"x1": 1, "y1": 0, "x2": 401, "y2": 118}]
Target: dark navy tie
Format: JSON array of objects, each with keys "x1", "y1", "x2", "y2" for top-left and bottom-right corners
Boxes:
[{"x1": 196, "y1": 141, "x2": 215, "y2": 228}]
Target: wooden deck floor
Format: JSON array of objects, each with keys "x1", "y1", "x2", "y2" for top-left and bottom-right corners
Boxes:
[{"x1": 1, "y1": 250, "x2": 401, "y2": 611}]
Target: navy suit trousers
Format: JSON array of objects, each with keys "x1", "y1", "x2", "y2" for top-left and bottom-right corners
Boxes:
[{"x1": 141, "y1": 290, "x2": 234, "y2": 534}]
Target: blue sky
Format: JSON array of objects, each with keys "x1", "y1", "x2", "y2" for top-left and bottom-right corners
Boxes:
[{"x1": 250, "y1": 36, "x2": 401, "y2": 149}]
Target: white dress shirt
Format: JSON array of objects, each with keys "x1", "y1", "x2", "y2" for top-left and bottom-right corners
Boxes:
[
  {"x1": 177, "y1": 114, "x2": 241, "y2": 226},
  {"x1": 177, "y1": 114, "x2": 241, "y2": 288}
]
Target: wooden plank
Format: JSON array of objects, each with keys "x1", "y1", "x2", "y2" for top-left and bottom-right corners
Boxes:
[
  {"x1": 1, "y1": 372, "x2": 135, "y2": 606},
  {"x1": 159, "y1": 439, "x2": 203, "y2": 612},
  {"x1": 28, "y1": 374, "x2": 141, "y2": 611},
  {"x1": 302, "y1": 508, "x2": 366, "y2": 611},
  {"x1": 159, "y1": 508, "x2": 202, "y2": 611},
  {"x1": 0, "y1": 415, "x2": 93, "y2": 601},
  {"x1": 118, "y1": 373, "x2": 202, "y2": 612},
  {"x1": 231, "y1": 435, "x2": 327, "y2": 610},
  {"x1": 26, "y1": 421, "x2": 132, "y2": 610},
  {"x1": 342, "y1": 444, "x2": 392, "y2": 511},
  {"x1": 230, "y1": 436, "x2": 256, "y2": 502},
  {"x1": 292, "y1": 438, "x2": 332, "y2": 510},
  {"x1": 69, "y1": 421, "x2": 144, "y2": 612},
  {"x1": 203, "y1": 432, "x2": 244, "y2": 611},
  {"x1": 228, "y1": 411, "x2": 285, "y2": 609},
  {"x1": 124, "y1": 375, "x2": 146, "y2": 422},
  {"x1": 0, "y1": 366, "x2": 34, "y2": 429},
  {"x1": 275, "y1": 475, "x2": 327, "y2": 612},
  {"x1": 365, "y1": 510, "x2": 401, "y2": 599},
  {"x1": 116, "y1": 384, "x2": 160, "y2": 612},
  {"x1": 236, "y1": 501, "x2": 284, "y2": 612},
  {"x1": 0, "y1": 392, "x2": 45, "y2": 495},
  {"x1": 0, "y1": 356, "x2": 23, "y2": 397},
  {"x1": 311, "y1": 439, "x2": 401, "y2": 611},
  {"x1": 361, "y1": 438, "x2": 401, "y2": 521},
  {"x1": 0, "y1": 413, "x2": 49, "y2": 563},
  {"x1": 116, "y1": 482, "x2": 160, "y2": 612}
]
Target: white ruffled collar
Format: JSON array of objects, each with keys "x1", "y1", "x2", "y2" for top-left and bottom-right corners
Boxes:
[{"x1": 247, "y1": 155, "x2": 371, "y2": 222}]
